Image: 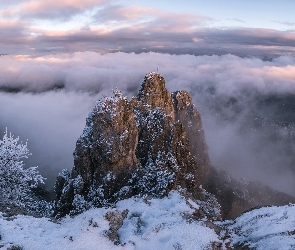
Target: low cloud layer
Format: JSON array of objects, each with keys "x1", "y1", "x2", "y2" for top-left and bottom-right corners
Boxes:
[
  {"x1": 1, "y1": 52, "x2": 295, "y2": 94},
  {"x1": 1, "y1": 52, "x2": 295, "y2": 196}
]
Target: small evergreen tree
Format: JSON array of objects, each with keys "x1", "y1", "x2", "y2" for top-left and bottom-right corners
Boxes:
[{"x1": 0, "y1": 129, "x2": 50, "y2": 215}]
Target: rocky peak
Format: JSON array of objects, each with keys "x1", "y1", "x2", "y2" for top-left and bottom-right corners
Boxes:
[
  {"x1": 137, "y1": 72, "x2": 174, "y2": 118},
  {"x1": 137, "y1": 73, "x2": 211, "y2": 180},
  {"x1": 54, "y1": 73, "x2": 213, "y2": 217}
]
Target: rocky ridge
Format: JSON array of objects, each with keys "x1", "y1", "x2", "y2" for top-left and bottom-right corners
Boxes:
[{"x1": 54, "y1": 72, "x2": 294, "y2": 220}]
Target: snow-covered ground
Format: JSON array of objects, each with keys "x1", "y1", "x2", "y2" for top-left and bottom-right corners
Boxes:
[
  {"x1": 0, "y1": 191, "x2": 219, "y2": 250},
  {"x1": 1, "y1": 191, "x2": 295, "y2": 250},
  {"x1": 226, "y1": 203, "x2": 295, "y2": 250}
]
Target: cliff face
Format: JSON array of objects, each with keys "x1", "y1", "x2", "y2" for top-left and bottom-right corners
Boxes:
[
  {"x1": 172, "y1": 90, "x2": 211, "y2": 181},
  {"x1": 54, "y1": 72, "x2": 295, "y2": 219},
  {"x1": 73, "y1": 93, "x2": 139, "y2": 185}
]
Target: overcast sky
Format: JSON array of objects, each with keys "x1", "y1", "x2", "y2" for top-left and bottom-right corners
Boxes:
[{"x1": 1, "y1": 0, "x2": 295, "y2": 56}]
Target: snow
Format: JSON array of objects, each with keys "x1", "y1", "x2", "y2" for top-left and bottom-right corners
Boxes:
[
  {"x1": 117, "y1": 192, "x2": 217, "y2": 250},
  {"x1": 0, "y1": 191, "x2": 219, "y2": 250},
  {"x1": 145, "y1": 72, "x2": 157, "y2": 81},
  {"x1": 1, "y1": 190, "x2": 295, "y2": 250},
  {"x1": 187, "y1": 198, "x2": 200, "y2": 210},
  {"x1": 226, "y1": 203, "x2": 295, "y2": 250},
  {"x1": 0, "y1": 208, "x2": 120, "y2": 250}
]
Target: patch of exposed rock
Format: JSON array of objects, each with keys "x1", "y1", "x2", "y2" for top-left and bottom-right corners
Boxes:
[
  {"x1": 0, "y1": 202, "x2": 31, "y2": 218},
  {"x1": 105, "y1": 209, "x2": 129, "y2": 245}
]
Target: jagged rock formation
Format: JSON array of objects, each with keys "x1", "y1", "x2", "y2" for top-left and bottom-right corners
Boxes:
[
  {"x1": 54, "y1": 73, "x2": 212, "y2": 217},
  {"x1": 54, "y1": 72, "x2": 295, "y2": 219}
]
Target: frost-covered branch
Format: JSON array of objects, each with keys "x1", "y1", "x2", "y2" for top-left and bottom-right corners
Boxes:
[{"x1": 0, "y1": 129, "x2": 50, "y2": 216}]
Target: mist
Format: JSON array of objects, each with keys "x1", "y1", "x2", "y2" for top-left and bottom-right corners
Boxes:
[{"x1": 1, "y1": 52, "x2": 295, "y2": 195}]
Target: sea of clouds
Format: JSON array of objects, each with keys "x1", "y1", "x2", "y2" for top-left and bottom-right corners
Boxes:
[{"x1": 1, "y1": 52, "x2": 295, "y2": 195}]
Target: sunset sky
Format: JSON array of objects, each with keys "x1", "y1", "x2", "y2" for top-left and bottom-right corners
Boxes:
[{"x1": 1, "y1": 0, "x2": 295, "y2": 56}]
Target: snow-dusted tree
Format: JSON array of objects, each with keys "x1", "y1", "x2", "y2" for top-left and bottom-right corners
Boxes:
[
  {"x1": 0, "y1": 129, "x2": 50, "y2": 215},
  {"x1": 136, "y1": 156, "x2": 176, "y2": 197}
]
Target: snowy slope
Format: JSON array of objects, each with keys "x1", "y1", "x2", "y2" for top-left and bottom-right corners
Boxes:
[
  {"x1": 0, "y1": 191, "x2": 220, "y2": 250},
  {"x1": 226, "y1": 204, "x2": 295, "y2": 250},
  {"x1": 1, "y1": 191, "x2": 295, "y2": 250}
]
